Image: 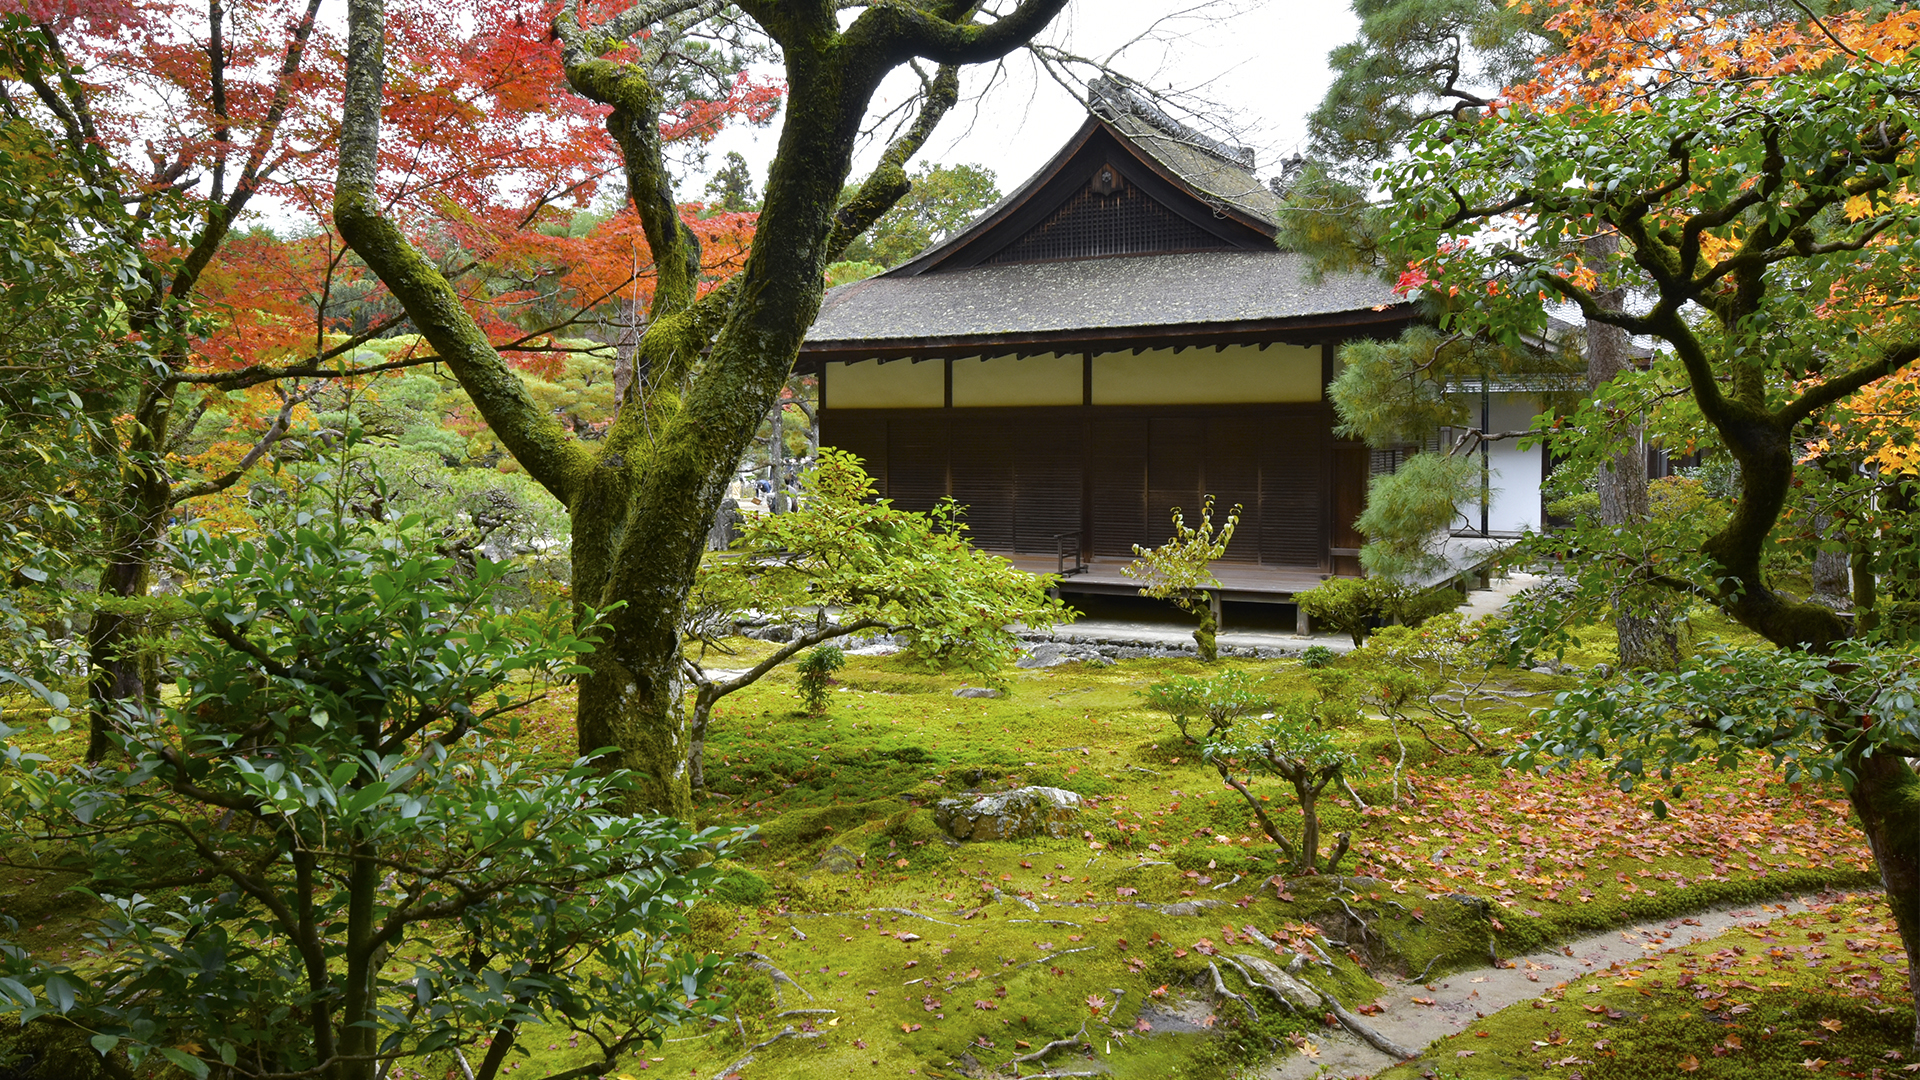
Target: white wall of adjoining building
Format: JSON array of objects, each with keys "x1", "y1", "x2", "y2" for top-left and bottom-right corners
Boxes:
[{"x1": 1461, "y1": 392, "x2": 1545, "y2": 535}]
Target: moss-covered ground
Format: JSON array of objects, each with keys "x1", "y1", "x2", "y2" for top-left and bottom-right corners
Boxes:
[{"x1": 0, "y1": 634, "x2": 1897, "y2": 1079}]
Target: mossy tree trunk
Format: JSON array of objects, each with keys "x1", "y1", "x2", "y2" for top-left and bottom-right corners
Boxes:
[
  {"x1": 335, "y1": 0, "x2": 1067, "y2": 815},
  {"x1": 1190, "y1": 590, "x2": 1218, "y2": 661}
]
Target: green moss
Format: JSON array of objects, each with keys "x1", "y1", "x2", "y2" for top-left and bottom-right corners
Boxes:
[
  {"x1": 0, "y1": 1019, "x2": 111, "y2": 1080},
  {"x1": 711, "y1": 861, "x2": 776, "y2": 907}
]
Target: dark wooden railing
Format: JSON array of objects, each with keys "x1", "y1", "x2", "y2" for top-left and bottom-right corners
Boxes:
[{"x1": 1052, "y1": 531, "x2": 1087, "y2": 578}]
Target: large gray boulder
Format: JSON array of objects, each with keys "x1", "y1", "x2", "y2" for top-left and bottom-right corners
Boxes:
[{"x1": 934, "y1": 786, "x2": 1082, "y2": 842}]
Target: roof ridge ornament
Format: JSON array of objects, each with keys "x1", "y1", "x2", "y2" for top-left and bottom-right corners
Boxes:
[{"x1": 1087, "y1": 76, "x2": 1255, "y2": 172}]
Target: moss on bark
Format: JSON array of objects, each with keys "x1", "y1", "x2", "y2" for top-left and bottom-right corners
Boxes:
[{"x1": 338, "y1": 0, "x2": 1067, "y2": 817}]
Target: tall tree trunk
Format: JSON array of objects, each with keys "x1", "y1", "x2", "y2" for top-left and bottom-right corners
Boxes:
[
  {"x1": 85, "y1": 393, "x2": 173, "y2": 762},
  {"x1": 334, "y1": 0, "x2": 1064, "y2": 816},
  {"x1": 85, "y1": 542, "x2": 157, "y2": 762},
  {"x1": 567, "y1": 435, "x2": 711, "y2": 816},
  {"x1": 1810, "y1": 513, "x2": 1849, "y2": 608},
  {"x1": 1587, "y1": 234, "x2": 1678, "y2": 670},
  {"x1": 688, "y1": 684, "x2": 720, "y2": 793},
  {"x1": 1845, "y1": 750, "x2": 1920, "y2": 1053}
]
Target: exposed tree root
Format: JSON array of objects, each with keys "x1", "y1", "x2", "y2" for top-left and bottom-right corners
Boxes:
[
  {"x1": 1215, "y1": 956, "x2": 1280, "y2": 1015},
  {"x1": 737, "y1": 950, "x2": 813, "y2": 1003},
  {"x1": 991, "y1": 1021, "x2": 1096, "y2": 1077},
  {"x1": 1006, "y1": 945, "x2": 1095, "y2": 976},
  {"x1": 1320, "y1": 996, "x2": 1419, "y2": 1061},
  {"x1": 1007, "y1": 1032, "x2": 1088, "y2": 1066},
  {"x1": 1206, "y1": 960, "x2": 1258, "y2": 1020},
  {"x1": 710, "y1": 1024, "x2": 823, "y2": 1080}
]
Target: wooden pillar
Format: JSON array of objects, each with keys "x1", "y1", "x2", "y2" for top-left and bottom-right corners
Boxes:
[
  {"x1": 1210, "y1": 591, "x2": 1224, "y2": 633},
  {"x1": 1295, "y1": 601, "x2": 1310, "y2": 636}
]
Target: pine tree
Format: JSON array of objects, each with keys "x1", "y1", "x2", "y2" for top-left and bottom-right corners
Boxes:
[{"x1": 704, "y1": 151, "x2": 759, "y2": 213}]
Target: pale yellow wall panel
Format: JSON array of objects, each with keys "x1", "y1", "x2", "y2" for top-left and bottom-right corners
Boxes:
[
  {"x1": 824, "y1": 359, "x2": 945, "y2": 408},
  {"x1": 951, "y1": 353, "x2": 1082, "y2": 407},
  {"x1": 1091, "y1": 344, "x2": 1321, "y2": 405}
]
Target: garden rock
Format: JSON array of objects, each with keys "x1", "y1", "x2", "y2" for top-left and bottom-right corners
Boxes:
[
  {"x1": 952, "y1": 686, "x2": 1001, "y2": 698},
  {"x1": 934, "y1": 786, "x2": 1081, "y2": 842},
  {"x1": 844, "y1": 633, "x2": 903, "y2": 657},
  {"x1": 1137, "y1": 998, "x2": 1218, "y2": 1034},
  {"x1": 813, "y1": 846, "x2": 859, "y2": 874},
  {"x1": 1016, "y1": 642, "x2": 1108, "y2": 669}
]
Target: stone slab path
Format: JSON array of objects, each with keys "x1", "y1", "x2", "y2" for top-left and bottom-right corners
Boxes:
[{"x1": 1261, "y1": 896, "x2": 1820, "y2": 1079}]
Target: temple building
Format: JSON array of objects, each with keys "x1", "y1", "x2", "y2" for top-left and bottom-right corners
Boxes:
[{"x1": 797, "y1": 81, "x2": 1548, "y2": 615}]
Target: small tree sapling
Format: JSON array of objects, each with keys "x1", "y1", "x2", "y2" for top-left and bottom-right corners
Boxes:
[
  {"x1": 1124, "y1": 496, "x2": 1240, "y2": 661},
  {"x1": 680, "y1": 450, "x2": 1064, "y2": 788},
  {"x1": 1207, "y1": 699, "x2": 1360, "y2": 874},
  {"x1": 795, "y1": 644, "x2": 846, "y2": 716}
]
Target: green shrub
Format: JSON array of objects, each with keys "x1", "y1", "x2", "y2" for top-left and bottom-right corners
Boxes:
[
  {"x1": 0, "y1": 509, "x2": 733, "y2": 1080},
  {"x1": 795, "y1": 643, "x2": 846, "y2": 715},
  {"x1": 1141, "y1": 668, "x2": 1270, "y2": 744},
  {"x1": 1300, "y1": 644, "x2": 1337, "y2": 668},
  {"x1": 1295, "y1": 577, "x2": 1458, "y2": 645}
]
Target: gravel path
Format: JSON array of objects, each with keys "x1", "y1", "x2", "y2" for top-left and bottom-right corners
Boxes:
[{"x1": 1262, "y1": 896, "x2": 1821, "y2": 1078}]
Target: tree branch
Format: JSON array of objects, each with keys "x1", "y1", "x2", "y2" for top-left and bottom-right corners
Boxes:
[
  {"x1": 169, "y1": 384, "x2": 316, "y2": 505},
  {"x1": 705, "y1": 616, "x2": 884, "y2": 700},
  {"x1": 335, "y1": 0, "x2": 595, "y2": 508},
  {"x1": 1777, "y1": 342, "x2": 1920, "y2": 428},
  {"x1": 843, "y1": 0, "x2": 1072, "y2": 67},
  {"x1": 827, "y1": 62, "x2": 961, "y2": 260}
]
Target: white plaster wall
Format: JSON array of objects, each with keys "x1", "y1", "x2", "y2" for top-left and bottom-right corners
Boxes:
[
  {"x1": 951, "y1": 353, "x2": 1081, "y2": 407},
  {"x1": 1460, "y1": 393, "x2": 1545, "y2": 534}
]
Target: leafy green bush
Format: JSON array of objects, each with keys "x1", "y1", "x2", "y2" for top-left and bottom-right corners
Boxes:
[
  {"x1": 1141, "y1": 668, "x2": 1270, "y2": 744},
  {"x1": 1353, "y1": 613, "x2": 1501, "y2": 755},
  {"x1": 1648, "y1": 474, "x2": 1727, "y2": 528},
  {"x1": 1206, "y1": 697, "x2": 1359, "y2": 872},
  {"x1": 1300, "y1": 644, "x2": 1337, "y2": 668},
  {"x1": 0, "y1": 509, "x2": 736, "y2": 1080},
  {"x1": 1545, "y1": 487, "x2": 1602, "y2": 526},
  {"x1": 1295, "y1": 576, "x2": 1459, "y2": 645},
  {"x1": 796, "y1": 643, "x2": 846, "y2": 715}
]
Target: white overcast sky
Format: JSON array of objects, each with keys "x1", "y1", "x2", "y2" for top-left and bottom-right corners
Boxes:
[{"x1": 680, "y1": 0, "x2": 1362, "y2": 203}]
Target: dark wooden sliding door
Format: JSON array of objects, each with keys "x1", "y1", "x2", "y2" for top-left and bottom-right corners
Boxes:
[{"x1": 821, "y1": 404, "x2": 1331, "y2": 569}]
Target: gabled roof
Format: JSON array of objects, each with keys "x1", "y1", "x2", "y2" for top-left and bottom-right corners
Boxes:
[
  {"x1": 803, "y1": 250, "x2": 1408, "y2": 361},
  {"x1": 1087, "y1": 79, "x2": 1281, "y2": 228},
  {"x1": 798, "y1": 82, "x2": 1418, "y2": 363},
  {"x1": 885, "y1": 81, "x2": 1281, "y2": 276}
]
